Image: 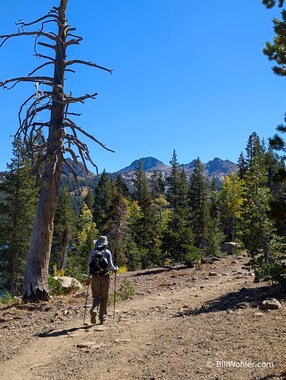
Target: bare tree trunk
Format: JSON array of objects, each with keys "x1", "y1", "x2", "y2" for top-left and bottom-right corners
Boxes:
[
  {"x1": 23, "y1": 0, "x2": 67, "y2": 302},
  {"x1": 0, "y1": 0, "x2": 112, "y2": 301},
  {"x1": 22, "y1": 157, "x2": 62, "y2": 301}
]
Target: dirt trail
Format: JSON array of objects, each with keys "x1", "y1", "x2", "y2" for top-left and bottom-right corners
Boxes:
[{"x1": 0, "y1": 255, "x2": 285, "y2": 380}]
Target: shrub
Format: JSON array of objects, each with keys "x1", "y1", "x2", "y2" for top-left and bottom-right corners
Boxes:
[
  {"x1": 253, "y1": 257, "x2": 286, "y2": 284},
  {"x1": 118, "y1": 278, "x2": 135, "y2": 300},
  {"x1": 0, "y1": 290, "x2": 16, "y2": 305},
  {"x1": 117, "y1": 266, "x2": 128, "y2": 274},
  {"x1": 48, "y1": 275, "x2": 65, "y2": 295},
  {"x1": 183, "y1": 248, "x2": 205, "y2": 267},
  {"x1": 108, "y1": 278, "x2": 135, "y2": 304}
]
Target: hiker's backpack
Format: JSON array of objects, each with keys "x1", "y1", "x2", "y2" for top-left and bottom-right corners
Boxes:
[{"x1": 89, "y1": 250, "x2": 109, "y2": 275}]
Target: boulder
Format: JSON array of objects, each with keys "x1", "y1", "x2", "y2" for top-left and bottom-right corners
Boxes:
[
  {"x1": 220, "y1": 242, "x2": 240, "y2": 255},
  {"x1": 54, "y1": 276, "x2": 83, "y2": 291},
  {"x1": 259, "y1": 298, "x2": 281, "y2": 310}
]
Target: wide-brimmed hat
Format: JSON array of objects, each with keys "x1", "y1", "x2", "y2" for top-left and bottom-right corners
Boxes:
[{"x1": 94, "y1": 236, "x2": 108, "y2": 249}]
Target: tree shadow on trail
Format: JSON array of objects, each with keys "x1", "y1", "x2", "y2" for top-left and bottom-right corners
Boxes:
[
  {"x1": 37, "y1": 324, "x2": 93, "y2": 338},
  {"x1": 257, "y1": 372, "x2": 286, "y2": 380},
  {"x1": 175, "y1": 284, "x2": 286, "y2": 317},
  {"x1": 133, "y1": 265, "x2": 189, "y2": 277}
]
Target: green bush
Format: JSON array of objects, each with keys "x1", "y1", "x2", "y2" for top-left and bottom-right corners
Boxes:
[
  {"x1": 183, "y1": 248, "x2": 205, "y2": 267},
  {"x1": 48, "y1": 275, "x2": 65, "y2": 295},
  {"x1": 108, "y1": 278, "x2": 135, "y2": 304},
  {"x1": 119, "y1": 278, "x2": 135, "y2": 300},
  {"x1": 254, "y1": 258, "x2": 286, "y2": 284},
  {"x1": 0, "y1": 290, "x2": 16, "y2": 305}
]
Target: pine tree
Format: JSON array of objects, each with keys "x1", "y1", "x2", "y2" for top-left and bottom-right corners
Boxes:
[
  {"x1": 162, "y1": 152, "x2": 195, "y2": 263},
  {"x1": 0, "y1": 137, "x2": 37, "y2": 293},
  {"x1": 104, "y1": 182, "x2": 129, "y2": 266},
  {"x1": 115, "y1": 175, "x2": 130, "y2": 199},
  {"x1": 93, "y1": 171, "x2": 113, "y2": 233},
  {"x1": 238, "y1": 152, "x2": 247, "y2": 179},
  {"x1": 51, "y1": 186, "x2": 75, "y2": 271},
  {"x1": 123, "y1": 201, "x2": 144, "y2": 270},
  {"x1": 262, "y1": 1, "x2": 284, "y2": 8},
  {"x1": 69, "y1": 203, "x2": 98, "y2": 280},
  {"x1": 205, "y1": 180, "x2": 225, "y2": 256},
  {"x1": 245, "y1": 132, "x2": 264, "y2": 170},
  {"x1": 189, "y1": 158, "x2": 210, "y2": 249},
  {"x1": 150, "y1": 170, "x2": 165, "y2": 199},
  {"x1": 261, "y1": 0, "x2": 286, "y2": 282},
  {"x1": 267, "y1": 152, "x2": 286, "y2": 234},
  {"x1": 132, "y1": 160, "x2": 159, "y2": 267},
  {"x1": 166, "y1": 150, "x2": 182, "y2": 210},
  {"x1": 219, "y1": 174, "x2": 244, "y2": 241},
  {"x1": 84, "y1": 189, "x2": 95, "y2": 210},
  {"x1": 239, "y1": 134, "x2": 279, "y2": 279}
]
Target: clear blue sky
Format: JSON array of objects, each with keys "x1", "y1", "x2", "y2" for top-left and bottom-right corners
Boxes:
[{"x1": 0, "y1": 1, "x2": 284, "y2": 174}]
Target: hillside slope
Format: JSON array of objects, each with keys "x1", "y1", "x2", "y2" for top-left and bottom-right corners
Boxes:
[{"x1": 0, "y1": 255, "x2": 285, "y2": 380}]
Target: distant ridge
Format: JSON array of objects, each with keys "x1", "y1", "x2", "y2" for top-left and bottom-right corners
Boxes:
[
  {"x1": 2, "y1": 156, "x2": 236, "y2": 182},
  {"x1": 116, "y1": 156, "x2": 237, "y2": 180}
]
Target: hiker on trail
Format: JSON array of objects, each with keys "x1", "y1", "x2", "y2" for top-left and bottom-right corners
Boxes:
[{"x1": 87, "y1": 236, "x2": 118, "y2": 324}]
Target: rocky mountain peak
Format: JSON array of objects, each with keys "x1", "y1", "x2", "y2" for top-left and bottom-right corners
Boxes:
[{"x1": 117, "y1": 157, "x2": 170, "y2": 173}]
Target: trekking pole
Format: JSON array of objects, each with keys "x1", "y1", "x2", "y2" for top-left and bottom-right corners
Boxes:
[
  {"x1": 83, "y1": 283, "x2": 89, "y2": 325},
  {"x1": 113, "y1": 272, "x2": 117, "y2": 318}
]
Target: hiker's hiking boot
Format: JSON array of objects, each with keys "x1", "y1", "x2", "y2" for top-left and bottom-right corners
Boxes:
[{"x1": 90, "y1": 310, "x2": 97, "y2": 324}]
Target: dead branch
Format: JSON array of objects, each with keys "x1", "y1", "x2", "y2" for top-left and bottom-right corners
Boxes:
[
  {"x1": 67, "y1": 32, "x2": 82, "y2": 40},
  {"x1": 24, "y1": 141, "x2": 47, "y2": 153},
  {"x1": 65, "y1": 111, "x2": 82, "y2": 117},
  {"x1": 65, "y1": 59, "x2": 113, "y2": 74},
  {"x1": 65, "y1": 37, "x2": 83, "y2": 47},
  {"x1": 18, "y1": 92, "x2": 51, "y2": 128},
  {"x1": 37, "y1": 41, "x2": 56, "y2": 50},
  {"x1": 64, "y1": 92, "x2": 98, "y2": 104},
  {"x1": 66, "y1": 27, "x2": 77, "y2": 33},
  {"x1": 16, "y1": 13, "x2": 58, "y2": 29},
  {"x1": 81, "y1": 148, "x2": 99, "y2": 172},
  {"x1": 22, "y1": 105, "x2": 52, "y2": 133},
  {"x1": 65, "y1": 134, "x2": 87, "y2": 152},
  {"x1": 33, "y1": 53, "x2": 54, "y2": 61},
  {"x1": 0, "y1": 30, "x2": 57, "y2": 47},
  {"x1": 63, "y1": 147, "x2": 79, "y2": 165},
  {"x1": 62, "y1": 158, "x2": 78, "y2": 180},
  {"x1": 65, "y1": 68, "x2": 76, "y2": 74},
  {"x1": 18, "y1": 93, "x2": 35, "y2": 125},
  {"x1": 18, "y1": 95, "x2": 51, "y2": 131},
  {"x1": 77, "y1": 148, "x2": 91, "y2": 173},
  {"x1": 0, "y1": 2, "x2": 114, "y2": 179},
  {"x1": 27, "y1": 121, "x2": 50, "y2": 137},
  {"x1": 0, "y1": 76, "x2": 53, "y2": 90},
  {"x1": 64, "y1": 118, "x2": 114, "y2": 152}
]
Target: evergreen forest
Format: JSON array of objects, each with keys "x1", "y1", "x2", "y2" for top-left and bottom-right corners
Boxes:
[{"x1": 1, "y1": 134, "x2": 286, "y2": 296}]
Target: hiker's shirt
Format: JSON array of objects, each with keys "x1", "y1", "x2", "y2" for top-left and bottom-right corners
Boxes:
[{"x1": 87, "y1": 249, "x2": 117, "y2": 276}]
